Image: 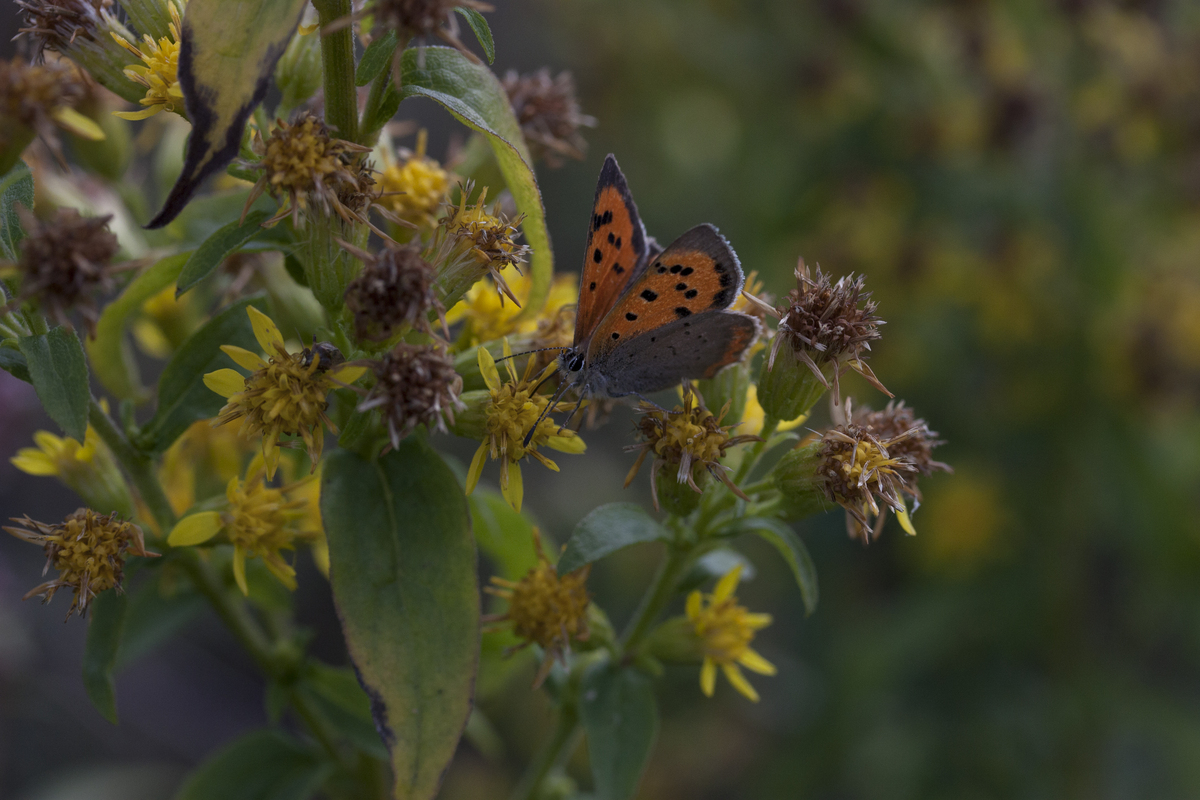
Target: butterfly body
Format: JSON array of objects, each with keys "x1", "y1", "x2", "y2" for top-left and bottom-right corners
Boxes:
[{"x1": 558, "y1": 155, "x2": 760, "y2": 401}]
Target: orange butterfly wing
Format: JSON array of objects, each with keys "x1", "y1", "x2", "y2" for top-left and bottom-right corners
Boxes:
[
  {"x1": 573, "y1": 155, "x2": 649, "y2": 346},
  {"x1": 587, "y1": 224, "x2": 744, "y2": 359}
]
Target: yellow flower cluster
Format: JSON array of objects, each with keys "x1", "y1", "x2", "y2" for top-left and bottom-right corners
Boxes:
[
  {"x1": 686, "y1": 566, "x2": 775, "y2": 702},
  {"x1": 112, "y1": 0, "x2": 184, "y2": 120},
  {"x1": 378, "y1": 130, "x2": 451, "y2": 227}
]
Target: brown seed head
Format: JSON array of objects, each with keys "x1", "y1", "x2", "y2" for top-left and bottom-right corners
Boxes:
[
  {"x1": 502, "y1": 68, "x2": 596, "y2": 167},
  {"x1": 15, "y1": 208, "x2": 120, "y2": 334},
  {"x1": 0, "y1": 56, "x2": 86, "y2": 131},
  {"x1": 343, "y1": 243, "x2": 443, "y2": 342},
  {"x1": 17, "y1": 0, "x2": 110, "y2": 58},
  {"x1": 5, "y1": 508, "x2": 154, "y2": 618},
  {"x1": 359, "y1": 344, "x2": 464, "y2": 449},
  {"x1": 851, "y1": 400, "x2": 950, "y2": 480},
  {"x1": 373, "y1": 0, "x2": 490, "y2": 50}
]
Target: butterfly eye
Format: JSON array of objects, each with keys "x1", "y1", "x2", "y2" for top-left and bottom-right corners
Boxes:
[{"x1": 568, "y1": 354, "x2": 585, "y2": 372}]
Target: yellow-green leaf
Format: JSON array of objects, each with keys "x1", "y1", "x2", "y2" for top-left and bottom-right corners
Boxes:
[
  {"x1": 321, "y1": 440, "x2": 479, "y2": 800},
  {"x1": 400, "y1": 46, "x2": 553, "y2": 317},
  {"x1": 146, "y1": 0, "x2": 309, "y2": 228}
]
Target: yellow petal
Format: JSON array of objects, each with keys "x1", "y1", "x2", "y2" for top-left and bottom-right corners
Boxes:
[
  {"x1": 52, "y1": 106, "x2": 105, "y2": 140},
  {"x1": 204, "y1": 368, "x2": 246, "y2": 398},
  {"x1": 167, "y1": 511, "x2": 223, "y2": 546},
  {"x1": 546, "y1": 434, "x2": 586, "y2": 454},
  {"x1": 721, "y1": 663, "x2": 759, "y2": 702},
  {"x1": 465, "y1": 443, "x2": 488, "y2": 496},
  {"x1": 220, "y1": 345, "x2": 266, "y2": 371},
  {"x1": 247, "y1": 306, "x2": 284, "y2": 354},
  {"x1": 743, "y1": 612, "x2": 773, "y2": 630},
  {"x1": 330, "y1": 364, "x2": 367, "y2": 384},
  {"x1": 11, "y1": 450, "x2": 59, "y2": 476},
  {"x1": 478, "y1": 347, "x2": 500, "y2": 392},
  {"x1": 737, "y1": 648, "x2": 777, "y2": 676},
  {"x1": 699, "y1": 658, "x2": 717, "y2": 697},
  {"x1": 500, "y1": 460, "x2": 523, "y2": 512},
  {"x1": 896, "y1": 506, "x2": 917, "y2": 536},
  {"x1": 713, "y1": 564, "x2": 743, "y2": 603},
  {"x1": 246, "y1": 451, "x2": 266, "y2": 480},
  {"x1": 232, "y1": 546, "x2": 249, "y2": 595},
  {"x1": 264, "y1": 555, "x2": 298, "y2": 591},
  {"x1": 311, "y1": 537, "x2": 330, "y2": 578},
  {"x1": 263, "y1": 439, "x2": 280, "y2": 481},
  {"x1": 32, "y1": 430, "x2": 65, "y2": 453},
  {"x1": 686, "y1": 590, "x2": 702, "y2": 621},
  {"x1": 114, "y1": 106, "x2": 163, "y2": 120}
]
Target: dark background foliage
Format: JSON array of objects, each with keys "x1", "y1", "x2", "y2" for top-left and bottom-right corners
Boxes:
[{"x1": 6, "y1": 0, "x2": 1200, "y2": 797}]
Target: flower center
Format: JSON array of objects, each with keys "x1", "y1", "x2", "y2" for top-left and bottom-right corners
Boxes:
[
  {"x1": 239, "y1": 349, "x2": 330, "y2": 436},
  {"x1": 693, "y1": 598, "x2": 757, "y2": 664},
  {"x1": 506, "y1": 562, "x2": 589, "y2": 649},
  {"x1": 224, "y1": 477, "x2": 296, "y2": 558}
]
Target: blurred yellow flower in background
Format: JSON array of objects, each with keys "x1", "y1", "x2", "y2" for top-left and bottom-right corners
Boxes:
[{"x1": 687, "y1": 565, "x2": 775, "y2": 702}]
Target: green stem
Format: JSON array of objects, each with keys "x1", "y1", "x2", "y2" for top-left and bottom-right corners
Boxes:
[
  {"x1": 358, "y1": 33, "x2": 409, "y2": 146},
  {"x1": 313, "y1": 0, "x2": 358, "y2": 143},
  {"x1": 734, "y1": 415, "x2": 779, "y2": 485},
  {"x1": 509, "y1": 702, "x2": 581, "y2": 800},
  {"x1": 620, "y1": 542, "x2": 695, "y2": 653}
]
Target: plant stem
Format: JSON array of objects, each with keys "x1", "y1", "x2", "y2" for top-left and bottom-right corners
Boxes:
[
  {"x1": 509, "y1": 701, "x2": 580, "y2": 800},
  {"x1": 734, "y1": 415, "x2": 779, "y2": 485},
  {"x1": 358, "y1": 34, "x2": 409, "y2": 146},
  {"x1": 620, "y1": 542, "x2": 695, "y2": 653},
  {"x1": 313, "y1": 0, "x2": 358, "y2": 143}
]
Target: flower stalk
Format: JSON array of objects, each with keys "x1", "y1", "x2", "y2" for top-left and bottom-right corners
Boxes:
[{"x1": 312, "y1": 0, "x2": 358, "y2": 143}]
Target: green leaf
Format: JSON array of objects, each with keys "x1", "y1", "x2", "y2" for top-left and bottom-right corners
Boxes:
[
  {"x1": 321, "y1": 440, "x2": 479, "y2": 800},
  {"x1": 469, "y1": 489, "x2": 540, "y2": 579},
  {"x1": 363, "y1": 84, "x2": 404, "y2": 136},
  {"x1": 401, "y1": 47, "x2": 553, "y2": 316},
  {"x1": 679, "y1": 547, "x2": 756, "y2": 595},
  {"x1": 737, "y1": 517, "x2": 818, "y2": 615},
  {"x1": 147, "y1": 0, "x2": 310, "y2": 228},
  {"x1": 580, "y1": 661, "x2": 659, "y2": 800},
  {"x1": 82, "y1": 589, "x2": 128, "y2": 725},
  {"x1": 18, "y1": 327, "x2": 90, "y2": 441},
  {"x1": 558, "y1": 503, "x2": 669, "y2": 575},
  {"x1": 0, "y1": 159, "x2": 34, "y2": 261},
  {"x1": 454, "y1": 8, "x2": 495, "y2": 65},
  {"x1": 176, "y1": 211, "x2": 271, "y2": 297},
  {"x1": 0, "y1": 346, "x2": 30, "y2": 383},
  {"x1": 115, "y1": 578, "x2": 205, "y2": 669},
  {"x1": 87, "y1": 252, "x2": 191, "y2": 401},
  {"x1": 355, "y1": 29, "x2": 398, "y2": 87},
  {"x1": 173, "y1": 729, "x2": 330, "y2": 800},
  {"x1": 297, "y1": 663, "x2": 389, "y2": 760},
  {"x1": 136, "y1": 295, "x2": 268, "y2": 452}
]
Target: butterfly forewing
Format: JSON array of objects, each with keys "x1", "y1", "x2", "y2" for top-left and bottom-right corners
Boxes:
[
  {"x1": 574, "y1": 155, "x2": 648, "y2": 346},
  {"x1": 587, "y1": 223, "x2": 744, "y2": 359}
]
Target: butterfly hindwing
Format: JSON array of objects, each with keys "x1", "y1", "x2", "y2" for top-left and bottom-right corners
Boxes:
[
  {"x1": 587, "y1": 223, "x2": 744, "y2": 359},
  {"x1": 574, "y1": 155, "x2": 649, "y2": 346},
  {"x1": 595, "y1": 310, "x2": 761, "y2": 396}
]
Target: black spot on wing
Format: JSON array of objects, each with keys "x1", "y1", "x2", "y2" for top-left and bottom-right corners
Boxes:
[
  {"x1": 719, "y1": 272, "x2": 734, "y2": 288},
  {"x1": 711, "y1": 289, "x2": 732, "y2": 308},
  {"x1": 589, "y1": 281, "x2": 596, "y2": 291},
  {"x1": 685, "y1": 289, "x2": 698, "y2": 299},
  {"x1": 641, "y1": 289, "x2": 658, "y2": 301},
  {"x1": 675, "y1": 307, "x2": 691, "y2": 318},
  {"x1": 675, "y1": 283, "x2": 687, "y2": 291},
  {"x1": 613, "y1": 264, "x2": 625, "y2": 274},
  {"x1": 593, "y1": 248, "x2": 603, "y2": 263},
  {"x1": 680, "y1": 266, "x2": 694, "y2": 276},
  {"x1": 625, "y1": 312, "x2": 638, "y2": 320},
  {"x1": 611, "y1": 332, "x2": 620, "y2": 340},
  {"x1": 670, "y1": 264, "x2": 683, "y2": 274},
  {"x1": 608, "y1": 232, "x2": 615, "y2": 243}
]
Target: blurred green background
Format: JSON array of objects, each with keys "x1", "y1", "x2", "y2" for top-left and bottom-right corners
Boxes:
[{"x1": 7, "y1": 0, "x2": 1200, "y2": 798}]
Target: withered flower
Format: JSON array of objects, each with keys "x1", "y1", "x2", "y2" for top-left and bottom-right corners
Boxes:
[
  {"x1": 429, "y1": 184, "x2": 530, "y2": 310},
  {"x1": 502, "y1": 68, "x2": 596, "y2": 167},
  {"x1": 342, "y1": 241, "x2": 445, "y2": 342},
  {"x1": 372, "y1": 0, "x2": 492, "y2": 60},
  {"x1": 5, "y1": 509, "x2": 156, "y2": 619},
  {"x1": 17, "y1": 0, "x2": 110, "y2": 59},
  {"x1": 358, "y1": 343, "x2": 464, "y2": 449},
  {"x1": 851, "y1": 400, "x2": 950, "y2": 482},
  {"x1": 0, "y1": 57, "x2": 102, "y2": 166},
  {"x1": 9, "y1": 208, "x2": 122, "y2": 335},
  {"x1": 241, "y1": 114, "x2": 374, "y2": 230}
]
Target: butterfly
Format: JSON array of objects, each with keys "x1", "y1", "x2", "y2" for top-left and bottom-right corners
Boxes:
[{"x1": 553, "y1": 154, "x2": 759, "y2": 405}]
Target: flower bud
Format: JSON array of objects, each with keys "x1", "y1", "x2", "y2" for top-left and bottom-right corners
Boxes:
[
  {"x1": 655, "y1": 462, "x2": 705, "y2": 516},
  {"x1": 646, "y1": 615, "x2": 705, "y2": 664},
  {"x1": 696, "y1": 359, "x2": 752, "y2": 430}
]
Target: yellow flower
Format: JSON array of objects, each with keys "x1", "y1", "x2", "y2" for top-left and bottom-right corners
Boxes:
[
  {"x1": 202, "y1": 306, "x2": 366, "y2": 480},
  {"x1": 464, "y1": 342, "x2": 585, "y2": 512},
  {"x1": 11, "y1": 425, "x2": 135, "y2": 518},
  {"x1": 159, "y1": 420, "x2": 254, "y2": 516},
  {"x1": 686, "y1": 565, "x2": 775, "y2": 702},
  {"x1": 484, "y1": 529, "x2": 590, "y2": 686},
  {"x1": 5, "y1": 509, "x2": 156, "y2": 619},
  {"x1": 132, "y1": 284, "x2": 200, "y2": 358},
  {"x1": 112, "y1": 0, "x2": 184, "y2": 120},
  {"x1": 430, "y1": 184, "x2": 531, "y2": 311},
  {"x1": 447, "y1": 270, "x2": 577, "y2": 349},
  {"x1": 378, "y1": 129, "x2": 451, "y2": 227},
  {"x1": 166, "y1": 455, "x2": 317, "y2": 594}
]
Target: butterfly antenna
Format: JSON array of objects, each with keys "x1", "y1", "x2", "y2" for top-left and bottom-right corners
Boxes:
[
  {"x1": 522, "y1": 378, "x2": 573, "y2": 449},
  {"x1": 495, "y1": 346, "x2": 572, "y2": 364}
]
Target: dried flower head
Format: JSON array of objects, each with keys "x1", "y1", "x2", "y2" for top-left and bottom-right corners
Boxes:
[
  {"x1": 625, "y1": 387, "x2": 760, "y2": 508},
  {"x1": 502, "y1": 69, "x2": 596, "y2": 167},
  {"x1": 342, "y1": 241, "x2": 444, "y2": 342},
  {"x1": 242, "y1": 113, "x2": 373, "y2": 229},
  {"x1": 0, "y1": 56, "x2": 102, "y2": 162},
  {"x1": 818, "y1": 399, "x2": 921, "y2": 542},
  {"x1": 377, "y1": 129, "x2": 451, "y2": 228},
  {"x1": 463, "y1": 343, "x2": 585, "y2": 512},
  {"x1": 17, "y1": 0, "x2": 110, "y2": 58},
  {"x1": 11, "y1": 208, "x2": 121, "y2": 334},
  {"x1": 372, "y1": 0, "x2": 491, "y2": 59},
  {"x1": 111, "y1": 0, "x2": 183, "y2": 119},
  {"x1": 851, "y1": 400, "x2": 950, "y2": 481},
  {"x1": 167, "y1": 454, "x2": 319, "y2": 595},
  {"x1": 686, "y1": 565, "x2": 775, "y2": 702},
  {"x1": 203, "y1": 306, "x2": 366, "y2": 480},
  {"x1": 484, "y1": 529, "x2": 590, "y2": 687},
  {"x1": 431, "y1": 185, "x2": 530, "y2": 308},
  {"x1": 5, "y1": 509, "x2": 155, "y2": 618},
  {"x1": 359, "y1": 344, "x2": 464, "y2": 449},
  {"x1": 766, "y1": 259, "x2": 888, "y2": 401}
]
